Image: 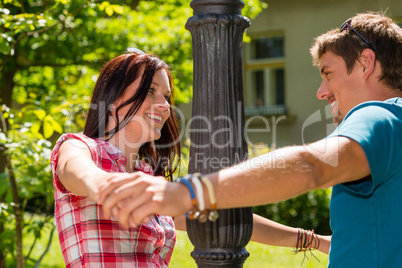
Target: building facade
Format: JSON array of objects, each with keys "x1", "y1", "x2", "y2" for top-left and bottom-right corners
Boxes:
[
  {"x1": 242, "y1": 0, "x2": 402, "y2": 148},
  {"x1": 180, "y1": 0, "x2": 402, "y2": 150}
]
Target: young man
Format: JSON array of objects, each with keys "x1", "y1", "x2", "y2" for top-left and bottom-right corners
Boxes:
[{"x1": 98, "y1": 12, "x2": 402, "y2": 267}]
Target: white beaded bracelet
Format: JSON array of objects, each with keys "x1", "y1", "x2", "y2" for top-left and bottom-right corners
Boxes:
[{"x1": 194, "y1": 173, "x2": 219, "y2": 222}]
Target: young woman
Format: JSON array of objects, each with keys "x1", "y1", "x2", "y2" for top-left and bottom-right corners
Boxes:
[{"x1": 50, "y1": 49, "x2": 181, "y2": 267}]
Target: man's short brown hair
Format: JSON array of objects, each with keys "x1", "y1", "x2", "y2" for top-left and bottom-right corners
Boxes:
[{"x1": 310, "y1": 12, "x2": 402, "y2": 91}]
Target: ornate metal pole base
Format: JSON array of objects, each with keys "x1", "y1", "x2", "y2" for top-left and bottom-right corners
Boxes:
[
  {"x1": 186, "y1": 1, "x2": 252, "y2": 267},
  {"x1": 191, "y1": 248, "x2": 250, "y2": 267}
]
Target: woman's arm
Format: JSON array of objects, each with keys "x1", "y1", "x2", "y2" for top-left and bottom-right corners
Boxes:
[
  {"x1": 56, "y1": 139, "x2": 113, "y2": 201},
  {"x1": 173, "y1": 215, "x2": 187, "y2": 231},
  {"x1": 173, "y1": 213, "x2": 331, "y2": 254},
  {"x1": 251, "y1": 214, "x2": 331, "y2": 254}
]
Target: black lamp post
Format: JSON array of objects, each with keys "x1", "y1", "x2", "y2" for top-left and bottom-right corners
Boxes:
[{"x1": 185, "y1": 1, "x2": 253, "y2": 267}]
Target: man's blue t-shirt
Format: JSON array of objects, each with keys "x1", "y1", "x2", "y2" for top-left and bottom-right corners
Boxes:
[{"x1": 327, "y1": 97, "x2": 402, "y2": 267}]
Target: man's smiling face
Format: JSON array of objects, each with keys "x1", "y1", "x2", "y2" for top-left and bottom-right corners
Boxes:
[{"x1": 316, "y1": 51, "x2": 364, "y2": 125}]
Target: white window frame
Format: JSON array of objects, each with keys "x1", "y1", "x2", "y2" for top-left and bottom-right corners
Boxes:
[{"x1": 244, "y1": 32, "x2": 286, "y2": 116}]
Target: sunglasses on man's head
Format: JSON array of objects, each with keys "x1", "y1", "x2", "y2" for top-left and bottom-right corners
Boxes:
[{"x1": 339, "y1": 18, "x2": 376, "y2": 53}]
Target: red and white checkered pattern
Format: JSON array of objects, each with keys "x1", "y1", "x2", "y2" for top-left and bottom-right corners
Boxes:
[{"x1": 51, "y1": 133, "x2": 176, "y2": 268}]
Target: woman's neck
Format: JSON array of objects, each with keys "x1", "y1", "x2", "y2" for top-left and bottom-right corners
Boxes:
[{"x1": 107, "y1": 134, "x2": 140, "y2": 173}]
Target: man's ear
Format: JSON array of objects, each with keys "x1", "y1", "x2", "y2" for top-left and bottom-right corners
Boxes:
[{"x1": 360, "y1": 49, "x2": 376, "y2": 79}]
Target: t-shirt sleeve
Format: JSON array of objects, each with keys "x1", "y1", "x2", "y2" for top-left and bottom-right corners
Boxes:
[
  {"x1": 50, "y1": 133, "x2": 99, "y2": 194},
  {"x1": 328, "y1": 103, "x2": 399, "y2": 195}
]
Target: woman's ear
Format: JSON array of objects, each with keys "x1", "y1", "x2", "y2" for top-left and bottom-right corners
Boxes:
[
  {"x1": 110, "y1": 96, "x2": 122, "y2": 114},
  {"x1": 108, "y1": 104, "x2": 117, "y2": 117},
  {"x1": 106, "y1": 102, "x2": 119, "y2": 134}
]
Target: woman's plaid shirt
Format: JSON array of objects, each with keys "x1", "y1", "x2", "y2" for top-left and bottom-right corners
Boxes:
[{"x1": 51, "y1": 133, "x2": 176, "y2": 268}]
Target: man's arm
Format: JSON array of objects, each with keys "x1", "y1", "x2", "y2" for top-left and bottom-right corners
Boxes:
[
  {"x1": 99, "y1": 136, "x2": 370, "y2": 226},
  {"x1": 212, "y1": 136, "x2": 370, "y2": 209}
]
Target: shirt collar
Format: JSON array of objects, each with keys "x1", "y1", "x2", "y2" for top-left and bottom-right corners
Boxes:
[
  {"x1": 97, "y1": 138, "x2": 127, "y2": 166},
  {"x1": 96, "y1": 138, "x2": 153, "y2": 174}
]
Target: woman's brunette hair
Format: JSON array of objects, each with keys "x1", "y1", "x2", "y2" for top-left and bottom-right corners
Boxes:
[{"x1": 83, "y1": 51, "x2": 180, "y2": 181}]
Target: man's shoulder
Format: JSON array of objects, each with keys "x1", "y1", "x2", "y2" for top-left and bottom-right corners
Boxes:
[
  {"x1": 344, "y1": 97, "x2": 402, "y2": 122},
  {"x1": 355, "y1": 97, "x2": 401, "y2": 110},
  {"x1": 329, "y1": 97, "x2": 401, "y2": 144}
]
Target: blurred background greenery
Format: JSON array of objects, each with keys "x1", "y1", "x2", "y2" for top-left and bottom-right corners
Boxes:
[{"x1": 0, "y1": 0, "x2": 330, "y2": 267}]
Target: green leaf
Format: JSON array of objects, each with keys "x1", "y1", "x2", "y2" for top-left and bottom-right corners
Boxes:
[
  {"x1": 0, "y1": 34, "x2": 11, "y2": 55},
  {"x1": 43, "y1": 114, "x2": 63, "y2": 136},
  {"x1": 105, "y1": 6, "x2": 114, "y2": 16},
  {"x1": 21, "y1": 104, "x2": 36, "y2": 113},
  {"x1": 30, "y1": 123, "x2": 41, "y2": 134},
  {"x1": 112, "y1": 5, "x2": 124, "y2": 15},
  {"x1": 43, "y1": 119, "x2": 54, "y2": 139},
  {"x1": 4, "y1": 0, "x2": 20, "y2": 7},
  {"x1": 33, "y1": 110, "x2": 46, "y2": 120},
  {"x1": 56, "y1": 0, "x2": 70, "y2": 4},
  {"x1": 49, "y1": 117, "x2": 63, "y2": 134},
  {"x1": 98, "y1": 1, "x2": 110, "y2": 11}
]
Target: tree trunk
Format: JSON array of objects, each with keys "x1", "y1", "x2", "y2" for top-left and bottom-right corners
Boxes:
[
  {"x1": 5, "y1": 153, "x2": 24, "y2": 268},
  {"x1": 0, "y1": 57, "x2": 17, "y2": 268}
]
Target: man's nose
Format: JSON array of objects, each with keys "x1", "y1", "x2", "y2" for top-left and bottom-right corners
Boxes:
[{"x1": 316, "y1": 81, "x2": 330, "y2": 100}]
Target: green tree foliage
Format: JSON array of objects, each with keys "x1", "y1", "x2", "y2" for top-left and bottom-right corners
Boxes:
[
  {"x1": 0, "y1": 0, "x2": 266, "y2": 266},
  {"x1": 253, "y1": 190, "x2": 332, "y2": 235}
]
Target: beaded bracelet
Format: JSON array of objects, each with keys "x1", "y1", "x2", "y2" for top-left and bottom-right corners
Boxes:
[
  {"x1": 292, "y1": 228, "x2": 320, "y2": 264},
  {"x1": 176, "y1": 177, "x2": 200, "y2": 220},
  {"x1": 186, "y1": 174, "x2": 206, "y2": 222},
  {"x1": 193, "y1": 173, "x2": 219, "y2": 222}
]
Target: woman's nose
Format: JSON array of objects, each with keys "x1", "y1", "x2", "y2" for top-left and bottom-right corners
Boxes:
[
  {"x1": 159, "y1": 101, "x2": 170, "y2": 110},
  {"x1": 156, "y1": 95, "x2": 170, "y2": 111}
]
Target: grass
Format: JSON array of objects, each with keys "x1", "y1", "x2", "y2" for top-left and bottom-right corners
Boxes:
[
  {"x1": 21, "y1": 224, "x2": 65, "y2": 268},
  {"x1": 27, "y1": 229, "x2": 328, "y2": 267},
  {"x1": 170, "y1": 231, "x2": 328, "y2": 268}
]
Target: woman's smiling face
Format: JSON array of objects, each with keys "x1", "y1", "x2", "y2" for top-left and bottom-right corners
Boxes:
[{"x1": 111, "y1": 68, "x2": 171, "y2": 146}]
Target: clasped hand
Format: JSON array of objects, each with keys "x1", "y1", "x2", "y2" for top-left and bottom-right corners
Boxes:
[{"x1": 96, "y1": 172, "x2": 190, "y2": 229}]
